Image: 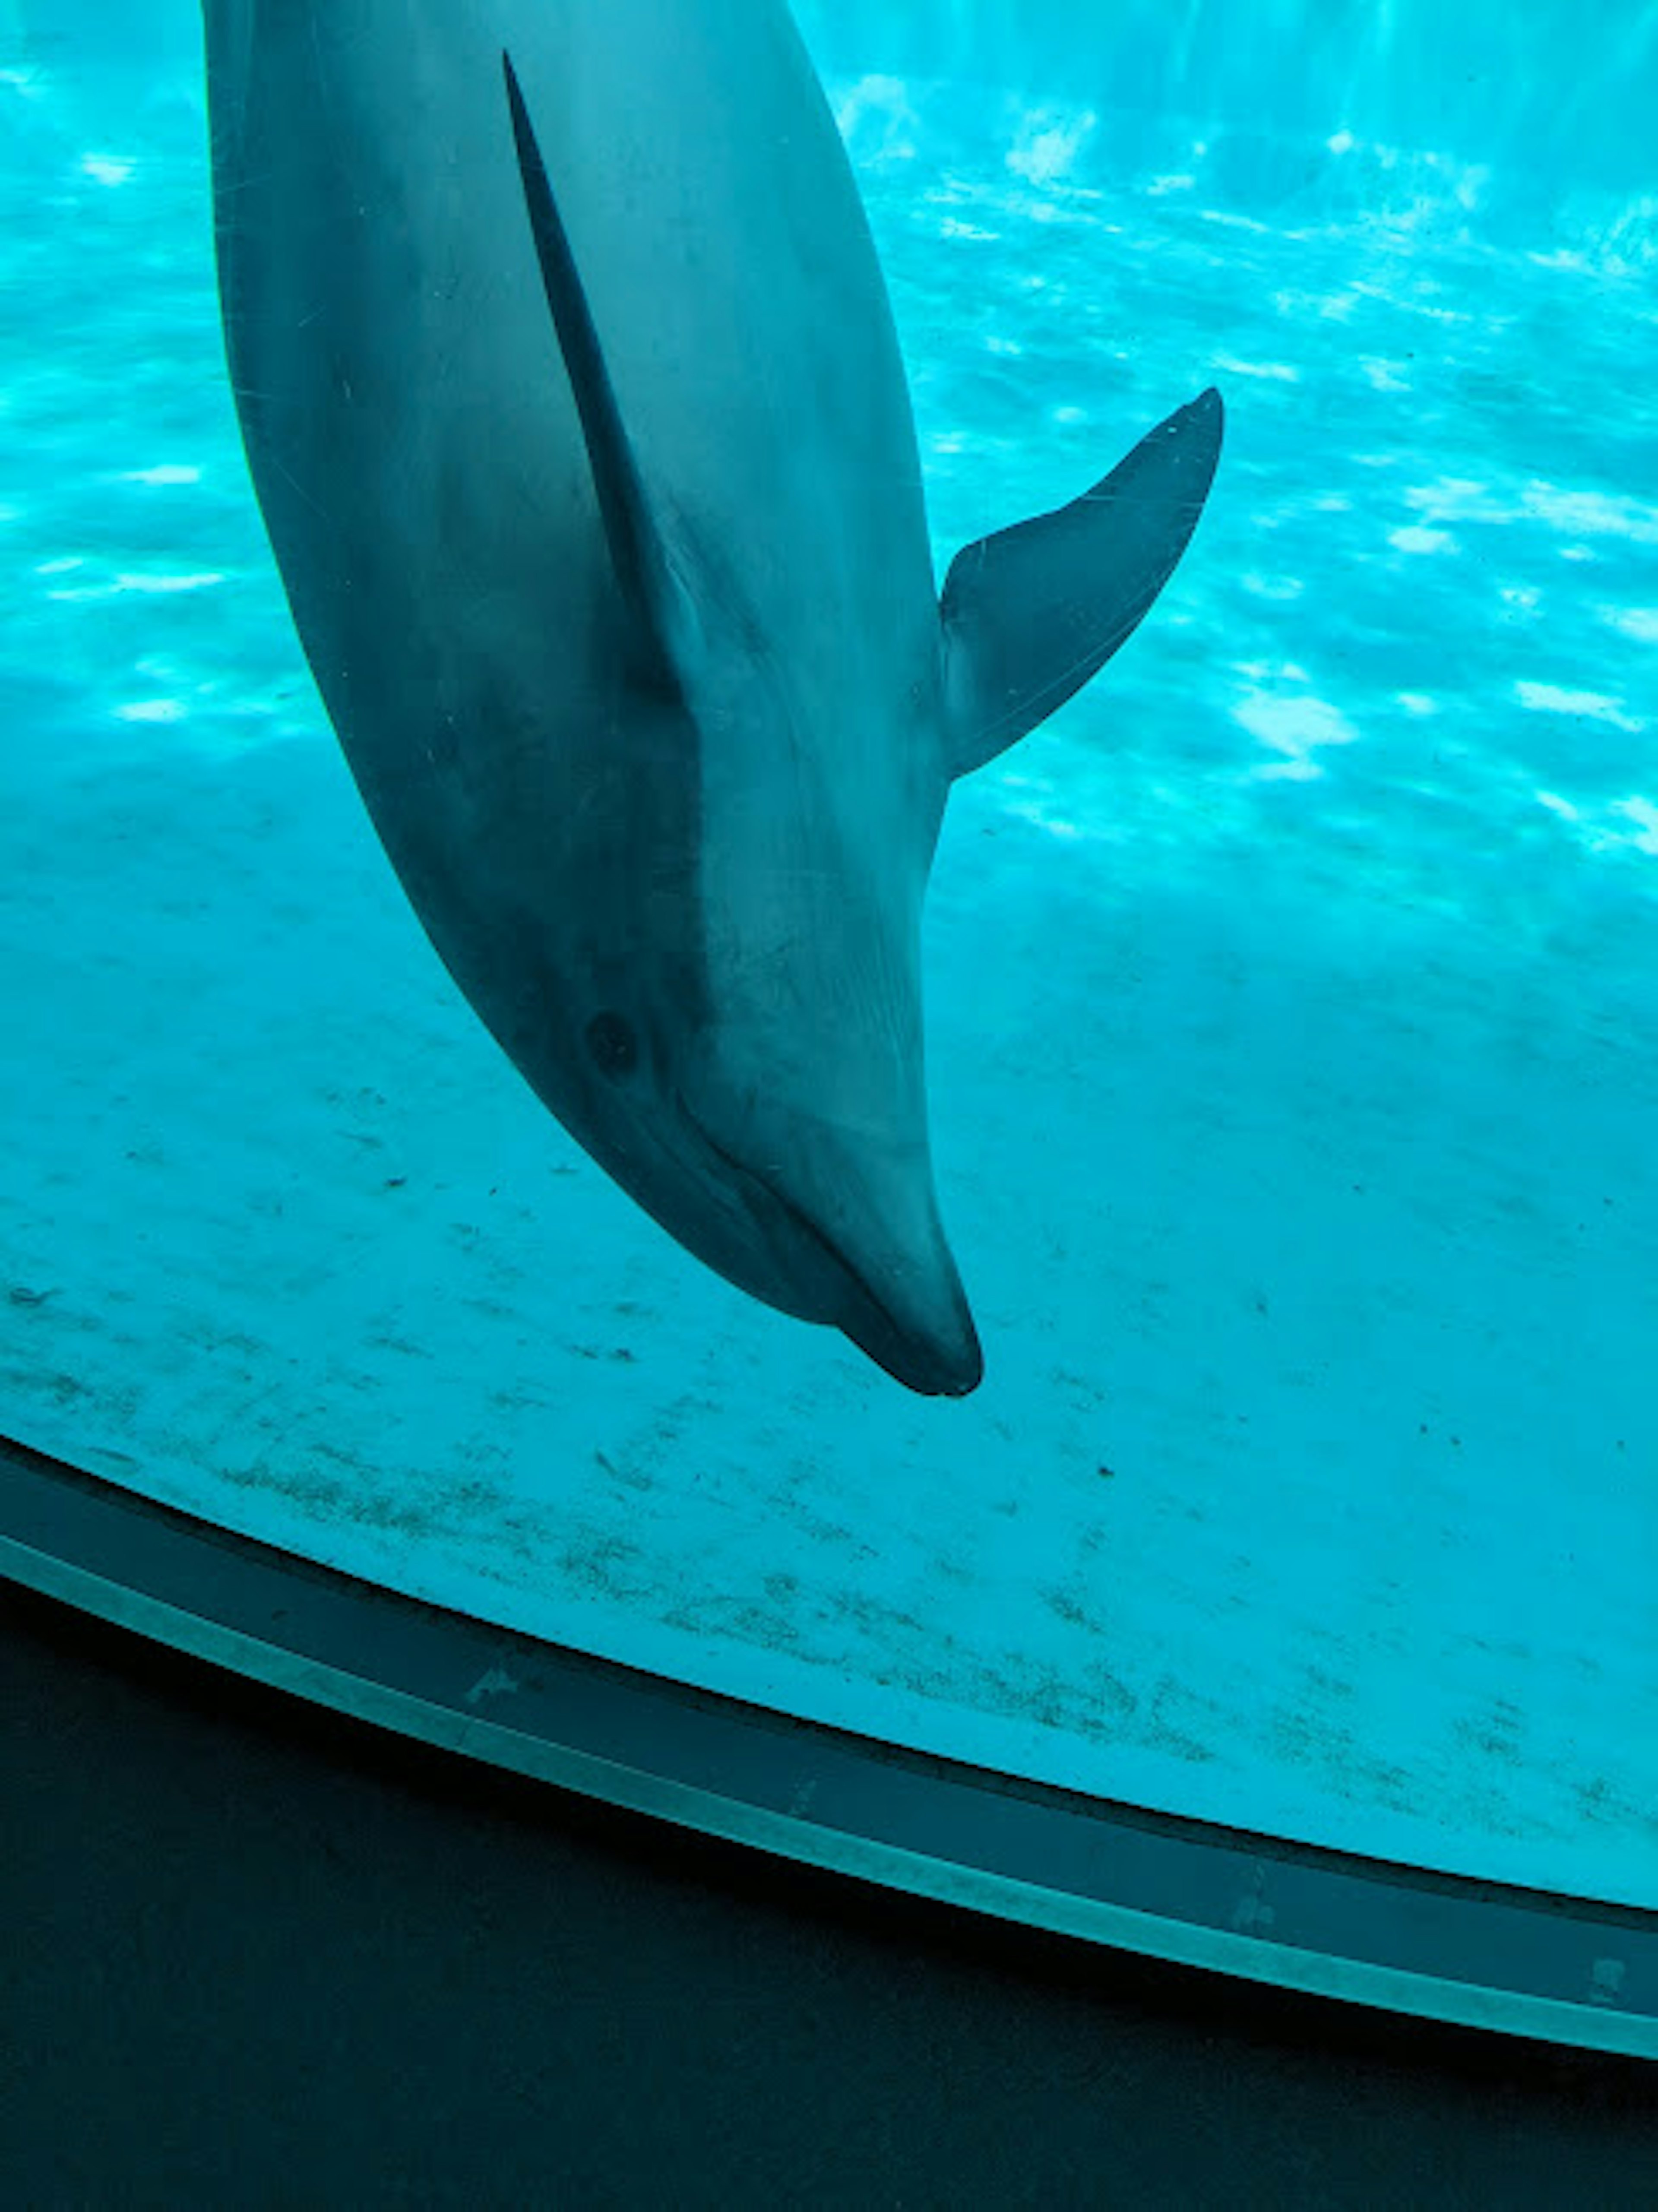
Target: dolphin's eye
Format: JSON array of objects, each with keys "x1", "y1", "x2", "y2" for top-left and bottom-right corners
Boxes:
[{"x1": 585, "y1": 1010, "x2": 639, "y2": 1079}]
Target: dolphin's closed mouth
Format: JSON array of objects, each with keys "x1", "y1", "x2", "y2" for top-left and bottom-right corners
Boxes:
[{"x1": 681, "y1": 1100, "x2": 982, "y2": 1398}]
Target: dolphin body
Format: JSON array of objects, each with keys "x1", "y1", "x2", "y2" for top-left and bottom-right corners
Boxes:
[{"x1": 202, "y1": 1, "x2": 1222, "y2": 1396}]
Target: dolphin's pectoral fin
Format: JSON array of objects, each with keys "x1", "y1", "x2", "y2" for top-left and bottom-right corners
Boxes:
[
  {"x1": 940, "y1": 385, "x2": 1224, "y2": 779},
  {"x1": 502, "y1": 51, "x2": 696, "y2": 697}
]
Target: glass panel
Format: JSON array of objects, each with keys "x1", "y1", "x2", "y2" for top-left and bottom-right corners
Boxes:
[{"x1": 3, "y1": 0, "x2": 1653, "y2": 1910}]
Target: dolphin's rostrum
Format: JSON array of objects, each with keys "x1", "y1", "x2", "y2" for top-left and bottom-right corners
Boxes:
[{"x1": 203, "y1": 2, "x2": 1222, "y2": 1395}]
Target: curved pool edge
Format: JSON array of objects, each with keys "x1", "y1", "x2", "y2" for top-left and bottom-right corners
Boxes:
[{"x1": 2, "y1": 1431, "x2": 1651, "y2": 2062}]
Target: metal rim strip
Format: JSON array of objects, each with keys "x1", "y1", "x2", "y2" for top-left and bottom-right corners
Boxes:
[{"x1": 1, "y1": 1430, "x2": 1651, "y2": 2060}]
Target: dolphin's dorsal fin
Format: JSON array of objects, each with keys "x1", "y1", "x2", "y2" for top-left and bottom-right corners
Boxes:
[
  {"x1": 940, "y1": 386, "x2": 1224, "y2": 779},
  {"x1": 503, "y1": 51, "x2": 693, "y2": 697}
]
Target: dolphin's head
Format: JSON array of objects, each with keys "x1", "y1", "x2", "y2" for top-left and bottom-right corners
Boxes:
[
  {"x1": 464, "y1": 599, "x2": 982, "y2": 1397},
  {"x1": 539, "y1": 975, "x2": 982, "y2": 1399},
  {"x1": 503, "y1": 750, "x2": 980, "y2": 1399},
  {"x1": 427, "y1": 629, "x2": 976, "y2": 1396}
]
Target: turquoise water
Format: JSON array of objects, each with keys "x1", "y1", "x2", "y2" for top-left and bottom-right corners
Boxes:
[{"x1": 2, "y1": 6, "x2": 1655, "y2": 1905}]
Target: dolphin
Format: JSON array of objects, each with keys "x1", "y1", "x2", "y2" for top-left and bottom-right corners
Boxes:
[{"x1": 201, "y1": 1, "x2": 1222, "y2": 1396}]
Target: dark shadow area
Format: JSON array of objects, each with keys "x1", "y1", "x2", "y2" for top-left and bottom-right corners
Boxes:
[{"x1": 2, "y1": 1581, "x2": 1653, "y2": 2208}]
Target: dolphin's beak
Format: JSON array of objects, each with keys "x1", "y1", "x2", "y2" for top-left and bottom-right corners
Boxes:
[
  {"x1": 682, "y1": 1100, "x2": 983, "y2": 1396},
  {"x1": 838, "y1": 1279, "x2": 984, "y2": 1398},
  {"x1": 771, "y1": 1181, "x2": 984, "y2": 1399}
]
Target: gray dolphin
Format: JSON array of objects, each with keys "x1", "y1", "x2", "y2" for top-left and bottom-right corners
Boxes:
[{"x1": 202, "y1": 1, "x2": 1222, "y2": 1396}]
